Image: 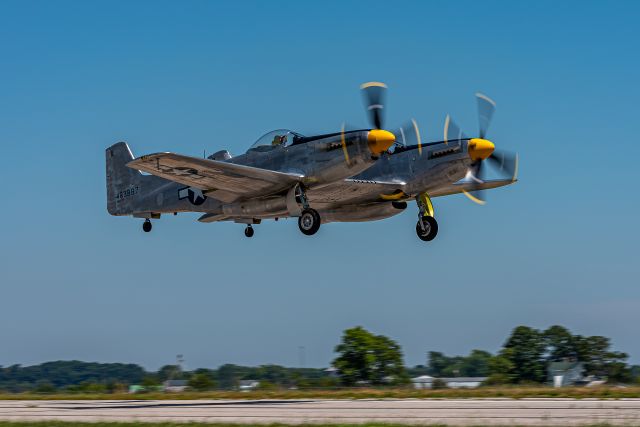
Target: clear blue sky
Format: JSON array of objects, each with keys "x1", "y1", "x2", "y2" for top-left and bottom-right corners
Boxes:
[{"x1": 1, "y1": 0, "x2": 638, "y2": 370}]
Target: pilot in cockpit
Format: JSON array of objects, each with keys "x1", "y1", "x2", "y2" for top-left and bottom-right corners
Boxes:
[{"x1": 271, "y1": 134, "x2": 287, "y2": 146}]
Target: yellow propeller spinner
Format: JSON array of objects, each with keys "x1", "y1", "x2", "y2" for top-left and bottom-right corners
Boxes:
[{"x1": 467, "y1": 138, "x2": 495, "y2": 161}]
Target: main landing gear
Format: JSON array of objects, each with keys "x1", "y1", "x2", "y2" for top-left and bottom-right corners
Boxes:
[
  {"x1": 415, "y1": 192, "x2": 438, "y2": 242},
  {"x1": 244, "y1": 225, "x2": 254, "y2": 238},
  {"x1": 298, "y1": 208, "x2": 321, "y2": 236},
  {"x1": 295, "y1": 186, "x2": 321, "y2": 236},
  {"x1": 142, "y1": 219, "x2": 152, "y2": 233}
]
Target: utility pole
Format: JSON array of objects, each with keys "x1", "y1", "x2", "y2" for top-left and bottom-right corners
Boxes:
[{"x1": 176, "y1": 354, "x2": 184, "y2": 379}]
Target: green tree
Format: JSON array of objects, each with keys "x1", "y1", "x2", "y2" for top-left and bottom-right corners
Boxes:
[
  {"x1": 631, "y1": 365, "x2": 640, "y2": 384},
  {"x1": 485, "y1": 352, "x2": 516, "y2": 384},
  {"x1": 573, "y1": 335, "x2": 630, "y2": 381},
  {"x1": 425, "y1": 349, "x2": 491, "y2": 378},
  {"x1": 217, "y1": 364, "x2": 245, "y2": 390},
  {"x1": 371, "y1": 334, "x2": 408, "y2": 384},
  {"x1": 257, "y1": 380, "x2": 277, "y2": 390},
  {"x1": 332, "y1": 326, "x2": 406, "y2": 386},
  {"x1": 543, "y1": 325, "x2": 576, "y2": 361},
  {"x1": 253, "y1": 365, "x2": 292, "y2": 387},
  {"x1": 460, "y1": 350, "x2": 492, "y2": 377},
  {"x1": 0, "y1": 361, "x2": 146, "y2": 392},
  {"x1": 188, "y1": 372, "x2": 215, "y2": 391},
  {"x1": 426, "y1": 352, "x2": 449, "y2": 377},
  {"x1": 141, "y1": 375, "x2": 160, "y2": 387},
  {"x1": 157, "y1": 365, "x2": 181, "y2": 381},
  {"x1": 33, "y1": 381, "x2": 56, "y2": 393},
  {"x1": 501, "y1": 326, "x2": 546, "y2": 383}
]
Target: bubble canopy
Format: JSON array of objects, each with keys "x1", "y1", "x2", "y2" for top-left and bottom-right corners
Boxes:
[{"x1": 250, "y1": 129, "x2": 305, "y2": 150}]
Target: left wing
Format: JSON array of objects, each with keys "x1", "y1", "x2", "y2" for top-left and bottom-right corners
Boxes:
[{"x1": 127, "y1": 152, "x2": 303, "y2": 202}]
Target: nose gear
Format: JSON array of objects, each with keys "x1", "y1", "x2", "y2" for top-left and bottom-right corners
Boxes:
[{"x1": 415, "y1": 192, "x2": 438, "y2": 241}]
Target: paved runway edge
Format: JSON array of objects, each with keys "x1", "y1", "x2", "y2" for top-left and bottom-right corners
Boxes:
[{"x1": 2, "y1": 399, "x2": 640, "y2": 426}]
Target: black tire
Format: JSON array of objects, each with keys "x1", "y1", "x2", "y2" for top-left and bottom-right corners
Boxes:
[
  {"x1": 298, "y1": 208, "x2": 321, "y2": 236},
  {"x1": 142, "y1": 220, "x2": 152, "y2": 233},
  {"x1": 244, "y1": 226, "x2": 254, "y2": 238},
  {"x1": 416, "y1": 216, "x2": 438, "y2": 241}
]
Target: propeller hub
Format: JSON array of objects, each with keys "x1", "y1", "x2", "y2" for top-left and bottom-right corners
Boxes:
[
  {"x1": 367, "y1": 129, "x2": 396, "y2": 155},
  {"x1": 468, "y1": 138, "x2": 495, "y2": 161}
]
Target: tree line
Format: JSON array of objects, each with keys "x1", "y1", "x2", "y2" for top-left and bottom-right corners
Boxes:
[
  {"x1": 0, "y1": 362, "x2": 336, "y2": 393},
  {"x1": 1, "y1": 325, "x2": 638, "y2": 392},
  {"x1": 334, "y1": 325, "x2": 638, "y2": 385}
]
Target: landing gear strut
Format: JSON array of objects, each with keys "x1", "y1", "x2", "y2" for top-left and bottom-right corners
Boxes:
[
  {"x1": 295, "y1": 185, "x2": 321, "y2": 236},
  {"x1": 415, "y1": 192, "x2": 438, "y2": 242},
  {"x1": 244, "y1": 225, "x2": 254, "y2": 238},
  {"x1": 142, "y1": 219, "x2": 152, "y2": 233}
]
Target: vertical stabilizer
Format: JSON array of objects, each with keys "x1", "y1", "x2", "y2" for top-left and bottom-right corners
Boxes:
[{"x1": 106, "y1": 142, "x2": 142, "y2": 215}]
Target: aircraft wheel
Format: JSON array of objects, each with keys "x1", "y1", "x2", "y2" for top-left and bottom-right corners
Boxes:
[
  {"x1": 298, "y1": 208, "x2": 321, "y2": 236},
  {"x1": 142, "y1": 220, "x2": 152, "y2": 233},
  {"x1": 244, "y1": 225, "x2": 254, "y2": 238},
  {"x1": 416, "y1": 216, "x2": 438, "y2": 241}
]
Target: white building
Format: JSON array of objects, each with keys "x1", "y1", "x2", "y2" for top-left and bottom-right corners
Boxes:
[
  {"x1": 163, "y1": 379, "x2": 188, "y2": 392},
  {"x1": 412, "y1": 375, "x2": 487, "y2": 389},
  {"x1": 548, "y1": 361, "x2": 585, "y2": 387},
  {"x1": 239, "y1": 380, "x2": 260, "y2": 391}
]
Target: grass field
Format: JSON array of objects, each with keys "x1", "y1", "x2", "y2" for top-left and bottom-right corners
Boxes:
[{"x1": 1, "y1": 386, "x2": 640, "y2": 400}]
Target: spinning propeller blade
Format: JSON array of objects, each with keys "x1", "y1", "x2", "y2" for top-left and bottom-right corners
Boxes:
[
  {"x1": 476, "y1": 92, "x2": 496, "y2": 139},
  {"x1": 447, "y1": 93, "x2": 516, "y2": 205},
  {"x1": 487, "y1": 150, "x2": 518, "y2": 180},
  {"x1": 462, "y1": 161, "x2": 487, "y2": 205},
  {"x1": 340, "y1": 122, "x2": 350, "y2": 165},
  {"x1": 361, "y1": 82, "x2": 387, "y2": 129},
  {"x1": 394, "y1": 118, "x2": 422, "y2": 152},
  {"x1": 444, "y1": 115, "x2": 466, "y2": 144}
]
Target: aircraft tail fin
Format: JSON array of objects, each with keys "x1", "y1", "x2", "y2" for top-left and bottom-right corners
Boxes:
[{"x1": 106, "y1": 142, "x2": 143, "y2": 216}]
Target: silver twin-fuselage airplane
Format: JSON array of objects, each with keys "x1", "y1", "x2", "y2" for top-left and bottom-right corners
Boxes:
[{"x1": 106, "y1": 83, "x2": 518, "y2": 241}]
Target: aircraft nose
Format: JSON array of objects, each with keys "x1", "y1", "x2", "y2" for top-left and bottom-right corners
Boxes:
[
  {"x1": 367, "y1": 129, "x2": 396, "y2": 155},
  {"x1": 468, "y1": 138, "x2": 495, "y2": 161}
]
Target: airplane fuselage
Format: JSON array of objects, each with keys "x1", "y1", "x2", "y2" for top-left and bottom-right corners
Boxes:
[{"x1": 114, "y1": 139, "x2": 474, "y2": 225}]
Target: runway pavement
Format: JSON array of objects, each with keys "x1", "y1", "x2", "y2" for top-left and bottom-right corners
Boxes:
[{"x1": 1, "y1": 398, "x2": 640, "y2": 425}]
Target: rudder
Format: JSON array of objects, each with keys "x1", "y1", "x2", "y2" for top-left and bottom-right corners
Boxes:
[{"x1": 106, "y1": 142, "x2": 142, "y2": 215}]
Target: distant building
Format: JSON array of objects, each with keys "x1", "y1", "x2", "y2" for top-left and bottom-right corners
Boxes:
[
  {"x1": 324, "y1": 367, "x2": 339, "y2": 377},
  {"x1": 548, "y1": 361, "x2": 585, "y2": 387},
  {"x1": 412, "y1": 375, "x2": 487, "y2": 389},
  {"x1": 239, "y1": 380, "x2": 260, "y2": 391},
  {"x1": 128, "y1": 385, "x2": 145, "y2": 393},
  {"x1": 128, "y1": 384, "x2": 163, "y2": 393},
  {"x1": 163, "y1": 379, "x2": 188, "y2": 392}
]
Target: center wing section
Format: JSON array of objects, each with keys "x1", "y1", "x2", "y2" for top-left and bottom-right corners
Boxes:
[{"x1": 127, "y1": 152, "x2": 303, "y2": 203}]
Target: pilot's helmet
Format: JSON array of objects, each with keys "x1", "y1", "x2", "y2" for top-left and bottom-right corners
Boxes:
[{"x1": 272, "y1": 135, "x2": 282, "y2": 145}]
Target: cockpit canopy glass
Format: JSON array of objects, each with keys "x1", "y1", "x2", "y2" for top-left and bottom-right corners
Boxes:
[{"x1": 249, "y1": 129, "x2": 305, "y2": 150}]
